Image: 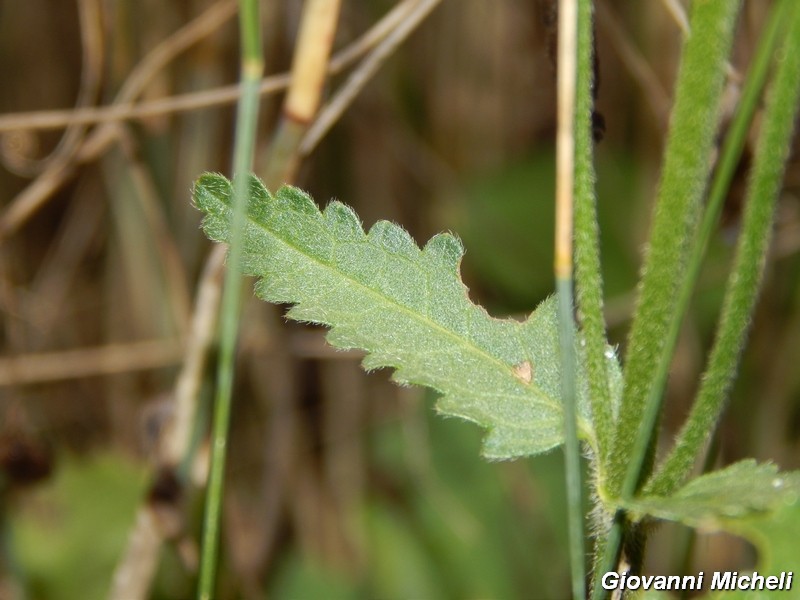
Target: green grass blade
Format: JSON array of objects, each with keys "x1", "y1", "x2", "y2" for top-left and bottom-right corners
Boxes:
[
  {"x1": 645, "y1": 0, "x2": 800, "y2": 497},
  {"x1": 558, "y1": 277, "x2": 585, "y2": 600},
  {"x1": 197, "y1": 0, "x2": 263, "y2": 598}
]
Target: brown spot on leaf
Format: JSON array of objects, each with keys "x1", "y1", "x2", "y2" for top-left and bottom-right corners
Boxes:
[{"x1": 512, "y1": 360, "x2": 532, "y2": 384}]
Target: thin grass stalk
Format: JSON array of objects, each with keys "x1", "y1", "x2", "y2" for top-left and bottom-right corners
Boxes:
[
  {"x1": 573, "y1": 0, "x2": 612, "y2": 470},
  {"x1": 555, "y1": 0, "x2": 586, "y2": 597},
  {"x1": 232, "y1": 0, "x2": 341, "y2": 576},
  {"x1": 197, "y1": 0, "x2": 263, "y2": 597},
  {"x1": 645, "y1": 0, "x2": 800, "y2": 497}
]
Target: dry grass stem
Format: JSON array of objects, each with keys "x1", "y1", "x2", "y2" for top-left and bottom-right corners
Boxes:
[
  {"x1": 660, "y1": 0, "x2": 690, "y2": 35},
  {"x1": 108, "y1": 506, "x2": 163, "y2": 600},
  {"x1": 284, "y1": 0, "x2": 343, "y2": 124},
  {"x1": 0, "y1": 2, "x2": 415, "y2": 135},
  {"x1": 555, "y1": 0, "x2": 577, "y2": 280},
  {"x1": 0, "y1": 339, "x2": 183, "y2": 387},
  {"x1": 300, "y1": 0, "x2": 443, "y2": 156},
  {"x1": 162, "y1": 245, "x2": 225, "y2": 466}
]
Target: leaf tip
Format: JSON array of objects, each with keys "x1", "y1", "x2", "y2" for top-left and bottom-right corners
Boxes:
[
  {"x1": 367, "y1": 220, "x2": 419, "y2": 257},
  {"x1": 275, "y1": 185, "x2": 319, "y2": 216},
  {"x1": 192, "y1": 172, "x2": 231, "y2": 209},
  {"x1": 324, "y1": 201, "x2": 364, "y2": 239},
  {"x1": 423, "y1": 233, "x2": 464, "y2": 269}
]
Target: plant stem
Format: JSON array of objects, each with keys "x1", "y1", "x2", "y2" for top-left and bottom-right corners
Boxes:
[
  {"x1": 573, "y1": 0, "x2": 613, "y2": 471},
  {"x1": 555, "y1": 0, "x2": 586, "y2": 597},
  {"x1": 595, "y1": 2, "x2": 741, "y2": 597},
  {"x1": 298, "y1": 0, "x2": 442, "y2": 157},
  {"x1": 262, "y1": 0, "x2": 342, "y2": 185},
  {"x1": 607, "y1": 0, "x2": 741, "y2": 498},
  {"x1": 643, "y1": 0, "x2": 794, "y2": 496},
  {"x1": 197, "y1": 0, "x2": 263, "y2": 597}
]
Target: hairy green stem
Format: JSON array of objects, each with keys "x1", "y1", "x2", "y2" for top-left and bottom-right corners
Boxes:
[
  {"x1": 595, "y1": 2, "x2": 741, "y2": 596},
  {"x1": 643, "y1": 0, "x2": 795, "y2": 497},
  {"x1": 607, "y1": 0, "x2": 741, "y2": 498},
  {"x1": 573, "y1": 0, "x2": 612, "y2": 471},
  {"x1": 646, "y1": 0, "x2": 800, "y2": 497},
  {"x1": 197, "y1": 0, "x2": 263, "y2": 597}
]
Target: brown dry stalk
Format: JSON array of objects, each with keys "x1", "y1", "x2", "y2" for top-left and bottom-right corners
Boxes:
[
  {"x1": 0, "y1": 339, "x2": 183, "y2": 386},
  {"x1": 0, "y1": 1, "x2": 417, "y2": 134},
  {"x1": 300, "y1": 0, "x2": 442, "y2": 157}
]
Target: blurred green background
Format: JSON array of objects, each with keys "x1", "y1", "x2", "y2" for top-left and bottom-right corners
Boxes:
[{"x1": 0, "y1": 1, "x2": 798, "y2": 598}]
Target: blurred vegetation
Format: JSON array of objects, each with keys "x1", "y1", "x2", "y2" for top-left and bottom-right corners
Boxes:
[{"x1": 0, "y1": 0, "x2": 798, "y2": 598}]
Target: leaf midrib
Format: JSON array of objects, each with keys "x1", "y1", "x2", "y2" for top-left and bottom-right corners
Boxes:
[{"x1": 235, "y1": 195, "x2": 559, "y2": 412}]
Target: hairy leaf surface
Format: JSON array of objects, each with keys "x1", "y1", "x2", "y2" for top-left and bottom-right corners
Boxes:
[
  {"x1": 626, "y1": 460, "x2": 800, "y2": 598},
  {"x1": 626, "y1": 460, "x2": 800, "y2": 526},
  {"x1": 193, "y1": 173, "x2": 621, "y2": 459}
]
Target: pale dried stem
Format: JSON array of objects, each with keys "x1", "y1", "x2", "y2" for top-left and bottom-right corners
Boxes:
[
  {"x1": 108, "y1": 507, "x2": 163, "y2": 600},
  {"x1": 656, "y1": 0, "x2": 741, "y2": 82},
  {"x1": 262, "y1": 0, "x2": 342, "y2": 185},
  {"x1": 162, "y1": 245, "x2": 225, "y2": 465},
  {"x1": 284, "y1": 0, "x2": 343, "y2": 124},
  {"x1": 106, "y1": 246, "x2": 224, "y2": 600},
  {"x1": 555, "y1": 0, "x2": 577, "y2": 280},
  {"x1": 0, "y1": 78, "x2": 289, "y2": 133},
  {"x1": 660, "y1": 0, "x2": 690, "y2": 35},
  {"x1": 0, "y1": 3, "x2": 409, "y2": 134},
  {"x1": 0, "y1": 339, "x2": 183, "y2": 386},
  {"x1": 0, "y1": 312, "x2": 361, "y2": 388},
  {"x1": 299, "y1": 0, "x2": 442, "y2": 157}
]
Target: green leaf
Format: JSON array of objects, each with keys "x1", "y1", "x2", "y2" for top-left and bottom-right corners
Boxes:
[
  {"x1": 624, "y1": 461, "x2": 800, "y2": 598},
  {"x1": 193, "y1": 173, "x2": 621, "y2": 460},
  {"x1": 625, "y1": 461, "x2": 800, "y2": 527}
]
